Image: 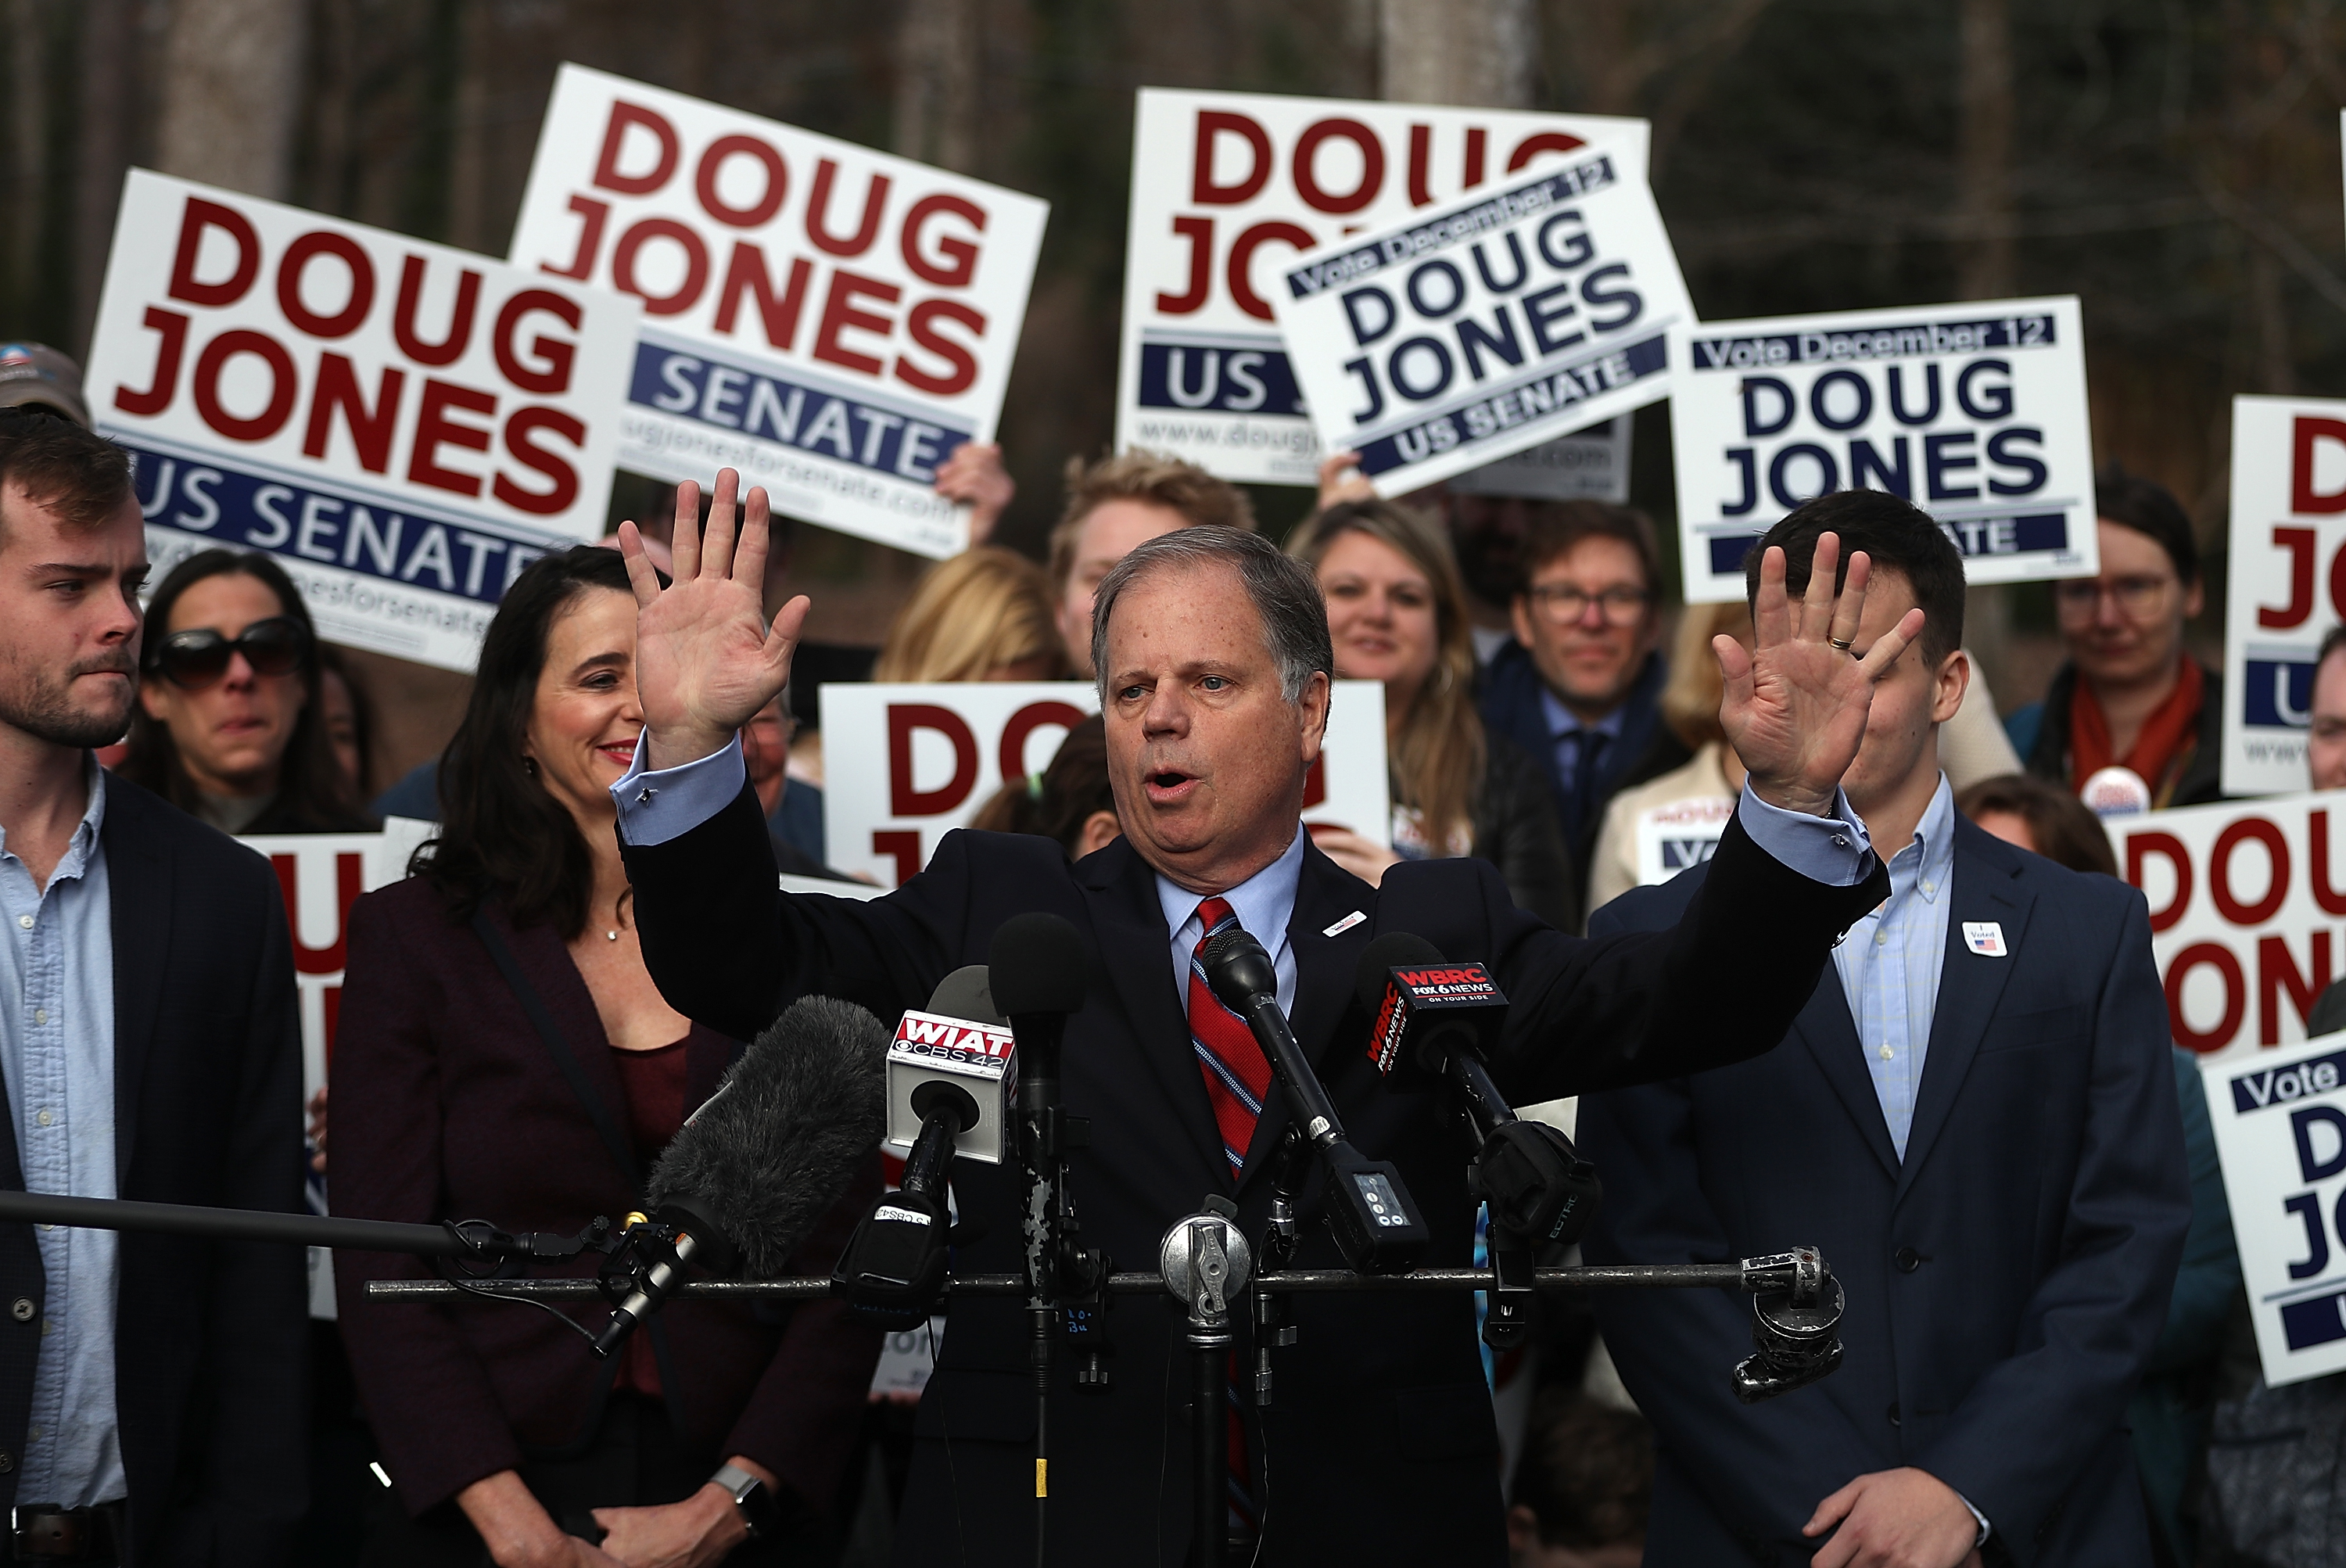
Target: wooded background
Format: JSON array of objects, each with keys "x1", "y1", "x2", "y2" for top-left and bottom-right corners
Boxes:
[{"x1": 2, "y1": 0, "x2": 2338, "y2": 782}]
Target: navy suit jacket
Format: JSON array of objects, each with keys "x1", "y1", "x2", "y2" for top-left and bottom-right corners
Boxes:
[
  {"x1": 1581, "y1": 815, "x2": 2188, "y2": 1568},
  {"x1": 620, "y1": 784, "x2": 1885, "y2": 1568}
]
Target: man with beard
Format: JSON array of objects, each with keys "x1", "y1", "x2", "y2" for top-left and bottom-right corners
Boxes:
[{"x1": 0, "y1": 411, "x2": 306, "y2": 1565}]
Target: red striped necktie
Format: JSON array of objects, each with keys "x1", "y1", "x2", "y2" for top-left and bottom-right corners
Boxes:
[{"x1": 1186, "y1": 896, "x2": 1273, "y2": 1175}]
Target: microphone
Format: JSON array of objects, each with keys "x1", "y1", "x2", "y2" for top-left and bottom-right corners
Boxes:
[
  {"x1": 1354, "y1": 934, "x2": 1601, "y2": 1252},
  {"x1": 834, "y1": 967, "x2": 1013, "y2": 1328},
  {"x1": 1200, "y1": 921, "x2": 1431, "y2": 1273},
  {"x1": 598, "y1": 995, "x2": 890, "y2": 1355}
]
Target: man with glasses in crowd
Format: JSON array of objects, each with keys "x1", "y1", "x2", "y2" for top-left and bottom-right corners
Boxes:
[
  {"x1": 1479, "y1": 501, "x2": 1690, "y2": 882},
  {"x1": 2005, "y1": 466, "x2": 2224, "y2": 809}
]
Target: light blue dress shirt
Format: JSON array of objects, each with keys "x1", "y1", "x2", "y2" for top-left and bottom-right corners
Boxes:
[
  {"x1": 1157, "y1": 827, "x2": 1304, "y2": 1022},
  {"x1": 1830, "y1": 775, "x2": 1956, "y2": 1161},
  {"x1": 610, "y1": 736, "x2": 1877, "y2": 892},
  {"x1": 0, "y1": 762, "x2": 124, "y2": 1509}
]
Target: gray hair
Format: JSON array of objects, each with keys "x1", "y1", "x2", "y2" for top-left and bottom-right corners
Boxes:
[{"x1": 1091, "y1": 526, "x2": 1333, "y2": 705}]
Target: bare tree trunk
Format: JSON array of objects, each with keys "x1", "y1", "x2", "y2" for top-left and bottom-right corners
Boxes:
[
  {"x1": 895, "y1": 0, "x2": 981, "y2": 174},
  {"x1": 154, "y1": 0, "x2": 307, "y2": 199},
  {"x1": 1381, "y1": 0, "x2": 1536, "y2": 108},
  {"x1": 1953, "y1": 0, "x2": 2015, "y2": 300}
]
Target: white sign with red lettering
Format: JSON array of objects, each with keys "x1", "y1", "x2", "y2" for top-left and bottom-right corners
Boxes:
[
  {"x1": 86, "y1": 170, "x2": 637, "y2": 672},
  {"x1": 820, "y1": 680, "x2": 1390, "y2": 885},
  {"x1": 1118, "y1": 89, "x2": 1645, "y2": 486},
  {"x1": 242, "y1": 831, "x2": 405, "y2": 1319},
  {"x1": 2222, "y1": 396, "x2": 2346, "y2": 796},
  {"x1": 2114, "y1": 793, "x2": 2346, "y2": 1057},
  {"x1": 509, "y1": 65, "x2": 1048, "y2": 558}
]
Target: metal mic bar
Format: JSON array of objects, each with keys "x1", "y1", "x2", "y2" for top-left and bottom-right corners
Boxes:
[
  {"x1": 365, "y1": 1260, "x2": 1767, "y2": 1301},
  {"x1": 0, "y1": 1187, "x2": 473, "y2": 1256}
]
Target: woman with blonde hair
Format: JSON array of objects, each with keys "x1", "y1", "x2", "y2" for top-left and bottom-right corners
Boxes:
[
  {"x1": 872, "y1": 546, "x2": 1067, "y2": 683},
  {"x1": 1289, "y1": 499, "x2": 1576, "y2": 931}
]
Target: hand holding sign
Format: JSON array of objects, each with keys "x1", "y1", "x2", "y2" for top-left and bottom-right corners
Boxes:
[
  {"x1": 625, "y1": 468, "x2": 808, "y2": 770},
  {"x1": 1723, "y1": 532, "x2": 1925, "y2": 819}
]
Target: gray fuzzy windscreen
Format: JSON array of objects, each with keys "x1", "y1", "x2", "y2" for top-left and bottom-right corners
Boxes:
[{"x1": 645, "y1": 995, "x2": 888, "y2": 1279}]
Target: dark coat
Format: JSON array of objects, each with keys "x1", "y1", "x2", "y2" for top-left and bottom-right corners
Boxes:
[
  {"x1": 1469, "y1": 731, "x2": 1580, "y2": 932},
  {"x1": 619, "y1": 782, "x2": 1886, "y2": 1567},
  {"x1": 329, "y1": 877, "x2": 883, "y2": 1520},
  {"x1": 0, "y1": 774, "x2": 309, "y2": 1563},
  {"x1": 1477, "y1": 644, "x2": 1692, "y2": 874},
  {"x1": 2016, "y1": 659, "x2": 2226, "y2": 808},
  {"x1": 1580, "y1": 816, "x2": 2190, "y2": 1567}
]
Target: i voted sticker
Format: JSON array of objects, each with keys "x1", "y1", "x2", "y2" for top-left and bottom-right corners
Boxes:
[{"x1": 1963, "y1": 921, "x2": 2008, "y2": 957}]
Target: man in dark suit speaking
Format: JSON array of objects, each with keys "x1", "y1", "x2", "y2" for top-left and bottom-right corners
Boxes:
[
  {"x1": 1581, "y1": 492, "x2": 2190, "y2": 1568},
  {"x1": 611, "y1": 470, "x2": 1920, "y2": 1566}
]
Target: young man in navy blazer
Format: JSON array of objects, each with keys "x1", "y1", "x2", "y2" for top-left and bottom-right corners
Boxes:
[
  {"x1": 1581, "y1": 491, "x2": 2190, "y2": 1568},
  {"x1": 611, "y1": 470, "x2": 1925, "y2": 1566}
]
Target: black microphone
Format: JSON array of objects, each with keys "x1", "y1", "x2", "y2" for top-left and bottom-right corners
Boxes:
[
  {"x1": 1201, "y1": 920, "x2": 1431, "y2": 1272},
  {"x1": 597, "y1": 995, "x2": 889, "y2": 1355},
  {"x1": 1354, "y1": 934, "x2": 1601, "y2": 1253},
  {"x1": 834, "y1": 967, "x2": 1013, "y2": 1328}
]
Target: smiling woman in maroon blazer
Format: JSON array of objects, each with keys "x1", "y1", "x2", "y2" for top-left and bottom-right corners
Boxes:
[{"x1": 331, "y1": 547, "x2": 881, "y2": 1568}]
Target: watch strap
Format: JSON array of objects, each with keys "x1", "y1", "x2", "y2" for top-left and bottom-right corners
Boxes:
[{"x1": 711, "y1": 1462, "x2": 779, "y2": 1539}]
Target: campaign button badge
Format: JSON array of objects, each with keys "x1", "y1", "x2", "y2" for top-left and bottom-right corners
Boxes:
[
  {"x1": 1322, "y1": 910, "x2": 1367, "y2": 938},
  {"x1": 1963, "y1": 921, "x2": 2007, "y2": 957}
]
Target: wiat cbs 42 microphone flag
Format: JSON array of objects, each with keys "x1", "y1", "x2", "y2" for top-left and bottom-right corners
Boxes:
[
  {"x1": 1267, "y1": 129, "x2": 1691, "y2": 499},
  {"x1": 1117, "y1": 88, "x2": 1648, "y2": 487},
  {"x1": 508, "y1": 64, "x2": 1049, "y2": 560},
  {"x1": 1668, "y1": 296, "x2": 2097, "y2": 605},
  {"x1": 86, "y1": 170, "x2": 640, "y2": 673}
]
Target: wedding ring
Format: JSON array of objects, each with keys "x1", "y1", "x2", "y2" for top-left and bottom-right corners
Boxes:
[{"x1": 1827, "y1": 635, "x2": 1854, "y2": 651}]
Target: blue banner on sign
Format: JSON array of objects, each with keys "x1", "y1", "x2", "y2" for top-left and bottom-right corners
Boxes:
[
  {"x1": 126, "y1": 441, "x2": 544, "y2": 605},
  {"x1": 1134, "y1": 343, "x2": 1306, "y2": 417},
  {"x1": 2284, "y1": 1290, "x2": 2346, "y2": 1351},
  {"x1": 630, "y1": 343, "x2": 971, "y2": 484},
  {"x1": 1356, "y1": 332, "x2": 1666, "y2": 477},
  {"x1": 1706, "y1": 510, "x2": 2069, "y2": 577},
  {"x1": 2245, "y1": 658, "x2": 2317, "y2": 729},
  {"x1": 2228, "y1": 1049, "x2": 2346, "y2": 1115}
]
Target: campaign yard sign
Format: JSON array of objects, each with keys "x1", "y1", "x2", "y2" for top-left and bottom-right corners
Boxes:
[
  {"x1": 1669, "y1": 299, "x2": 2096, "y2": 604},
  {"x1": 1632, "y1": 795, "x2": 1735, "y2": 888},
  {"x1": 509, "y1": 65, "x2": 1048, "y2": 558},
  {"x1": 1270, "y1": 142, "x2": 1688, "y2": 497},
  {"x1": 2222, "y1": 396, "x2": 2346, "y2": 796},
  {"x1": 1118, "y1": 89, "x2": 1646, "y2": 486},
  {"x1": 86, "y1": 170, "x2": 637, "y2": 673},
  {"x1": 2111, "y1": 792, "x2": 2346, "y2": 1057},
  {"x1": 2204, "y1": 1030, "x2": 2346, "y2": 1385},
  {"x1": 821, "y1": 680, "x2": 1390, "y2": 884}
]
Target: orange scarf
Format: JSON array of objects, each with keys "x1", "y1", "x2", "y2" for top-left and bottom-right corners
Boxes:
[{"x1": 2068, "y1": 658, "x2": 2204, "y2": 804}]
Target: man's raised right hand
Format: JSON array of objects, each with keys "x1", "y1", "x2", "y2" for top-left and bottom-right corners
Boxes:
[{"x1": 622, "y1": 468, "x2": 809, "y2": 772}]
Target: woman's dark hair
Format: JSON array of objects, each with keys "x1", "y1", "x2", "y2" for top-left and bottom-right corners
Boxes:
[
  {"x1": 120, "y1": 548, "x2": 367, "y2": 831},
  {"x1": 316, "y1": 643, "x2": 378, "y2": 797},
  {"x1": 415, "y1": 547, "x2": 637, "y2": 935},
  {"x1": 968, "y1": 714, "x2": 1116, "y2": 859},
  {"x1": 1955, "y1": 773, "x2": 2118, "y2": 876},
  {"x1": 2095, "y1": 462, "x2": 2198, "y2": 585}
]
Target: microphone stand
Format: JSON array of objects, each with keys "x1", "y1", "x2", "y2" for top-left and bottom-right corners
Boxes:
[{"x1": 1160, "y1": 1197, "x2": 1248, "y2": 1568}]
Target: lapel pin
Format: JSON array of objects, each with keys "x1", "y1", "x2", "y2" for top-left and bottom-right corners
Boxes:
[
  {"x1": 1962, "y1": 920, "x2": 2007, "y2": 958},
  {"x1": 1322, "y1": 911, "x2": 1366, "y2": 938}
]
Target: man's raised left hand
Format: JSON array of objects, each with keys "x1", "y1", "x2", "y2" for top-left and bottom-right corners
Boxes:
[{"x1": 1803, "y1": 1467, "x2": 1983, "y2": 1568}]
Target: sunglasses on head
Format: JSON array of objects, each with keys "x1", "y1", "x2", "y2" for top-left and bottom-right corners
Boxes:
[{"x1": 145, "y1": 616, "x2": 310, "y2": 689}]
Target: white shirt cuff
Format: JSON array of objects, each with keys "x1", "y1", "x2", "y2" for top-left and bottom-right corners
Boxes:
[
  {"x1": 611, "y1": 734, "x2": 747, "y2": 847},
  {"x1": 1959, "y1": 1493, "x2": 1991, "y2": 1547},
  {"x1": 1732, "y1": 782, "x2": 1874, "y2": 887}
]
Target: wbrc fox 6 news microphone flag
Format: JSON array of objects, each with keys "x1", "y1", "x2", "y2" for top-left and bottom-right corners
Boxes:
[
  {"x1": 86, "y1": 170, "x2": 640, "y2": 673},
  {"x1": 2203, "y1": 1030, "x2": 2346, "y2": 1387},
  {"x1": 1668, "y1": 298, "x2": 2097, "y2": 605},
  {"x1": 2221, "y1": 396, "x2": 2346, "y2": 796},
  {"x1": 819, "y1": 680, "x2": 1391, "y2": 886},
  {"x1": 1117, "y1": 88, "x2": 1648, "y2": 486},
  {"x1": 508, "y1": 65, "x2": 1049, "y2": 560},
  {"x1": 1268, "y1": 135, "x2": 1691, "y2": 499}
]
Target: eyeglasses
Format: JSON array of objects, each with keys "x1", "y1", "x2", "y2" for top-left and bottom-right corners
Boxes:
[
  {"x1": 2053, "y1": 575, "x2": 2173, "y2": 621},
  {"x1": 1526, "y1": 583, "x2": 1652, "y2": 627},
  {"x1": 145, "y1": 616, "x2": 310, "y2": 689}
]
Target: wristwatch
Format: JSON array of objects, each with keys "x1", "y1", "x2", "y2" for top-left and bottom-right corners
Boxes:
[{"x1": 711, "y1": 1462, "x2": 781, "y2": 1539}]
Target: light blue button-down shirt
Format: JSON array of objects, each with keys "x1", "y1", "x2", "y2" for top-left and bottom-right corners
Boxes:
[
  {"x1": 1157, "y1": 827, "x2": 1305, "y2": 1023},
  {"x1": 0, "y1": 762, "x2": 124, "y2": 1509},
  {"x1": 1831, "y1": 773, "x2": 1957, "y2": 1160}
]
